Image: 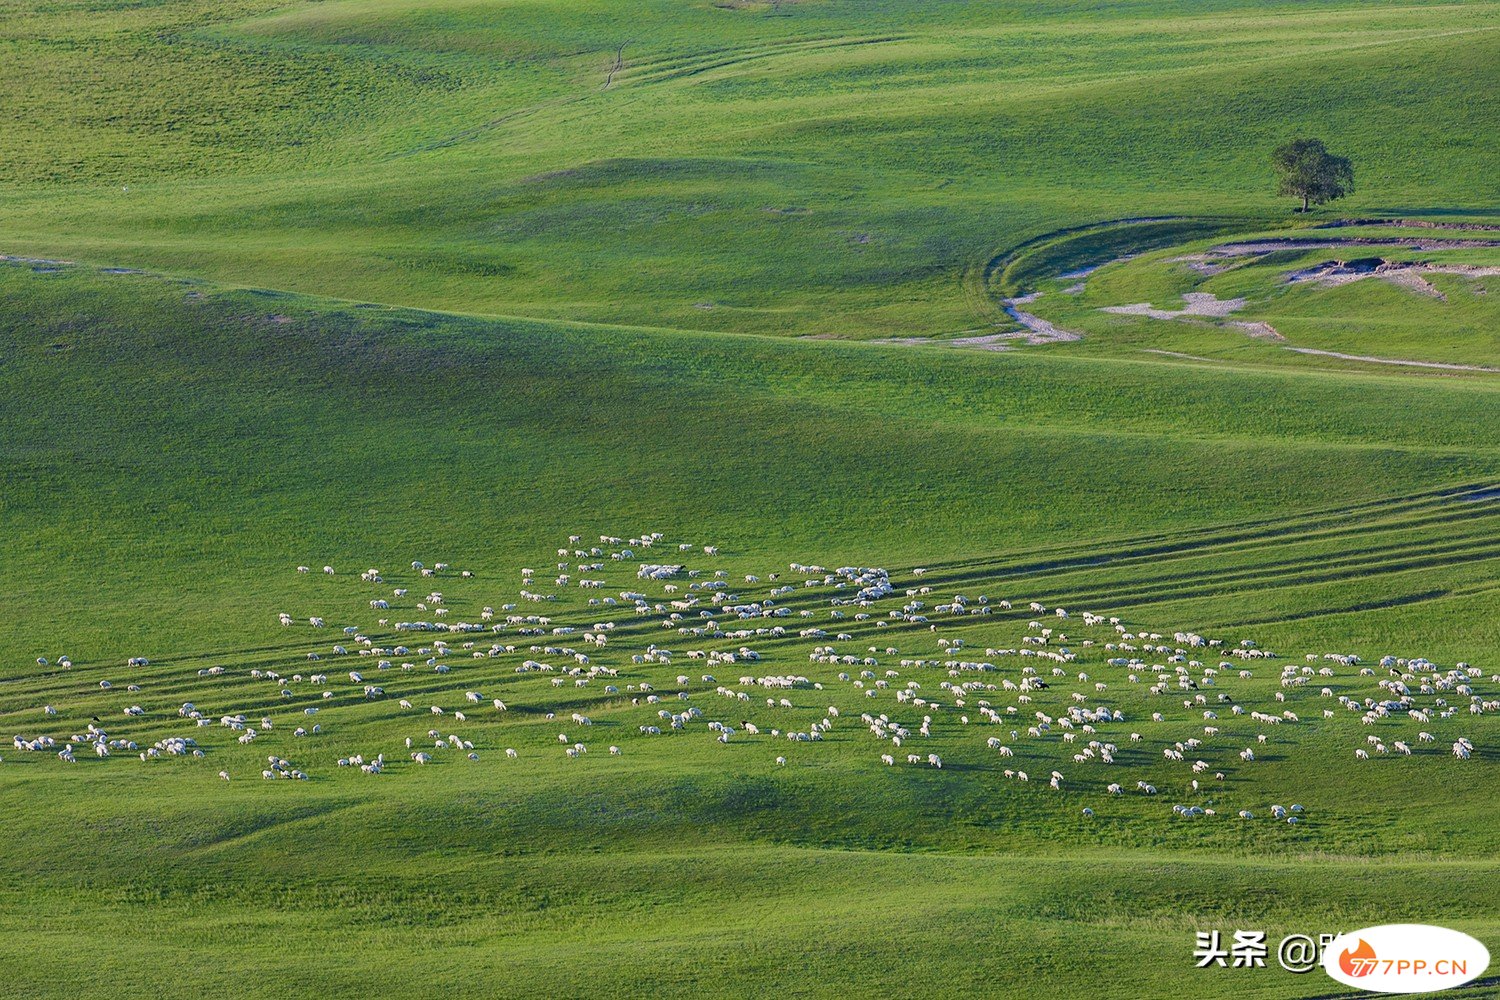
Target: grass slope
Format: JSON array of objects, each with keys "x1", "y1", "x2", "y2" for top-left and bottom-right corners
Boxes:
[
  {"x1": 1, "y1": 1, "x2": 1498, "y2": 335},
  {"x1": 2, "y1": 1, "x2": 1498, "y2": 996},
  {"x1": 5, "y1": 262, "x2": 1499, "y2": 658},
  {"x1": 1, "y1": 263, "x2": 1498, "y2": 997}
]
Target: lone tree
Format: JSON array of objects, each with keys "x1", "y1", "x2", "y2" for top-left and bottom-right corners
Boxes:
[{"x1": 1272, "y1": 138, "x2": 1354, "y2": 212}]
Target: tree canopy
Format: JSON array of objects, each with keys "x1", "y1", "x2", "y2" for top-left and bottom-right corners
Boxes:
[{"x1": 1272, "y1": 138, "x2": 1355, "y2": 212}]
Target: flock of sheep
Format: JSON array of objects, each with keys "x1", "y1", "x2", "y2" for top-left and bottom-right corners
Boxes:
[{"x1": 12, "y1": 532, "x2": 1493, "y2": 825}]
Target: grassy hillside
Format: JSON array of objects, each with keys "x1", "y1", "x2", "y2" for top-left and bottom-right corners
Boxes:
[
  {"x1": 1, "y1": 266, "x2": 1498, "y2": 997},
  {"x1": 5, "y1": 261, "x2": 1499, "y2": 659},
  {"x1": 2, "y1": 1, "x2": 1498, "y2": 335},
  {"x1": 2, "y1": 1, "x2": 1498, "y2": 997}
]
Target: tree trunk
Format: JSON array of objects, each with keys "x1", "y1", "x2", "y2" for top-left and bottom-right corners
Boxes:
[{"x1": 1302, "y1": 192, "x2": 1309, "y2": 212}]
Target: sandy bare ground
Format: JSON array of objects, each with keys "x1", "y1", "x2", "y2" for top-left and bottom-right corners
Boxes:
[
  {"x1": 869, "y1": 333, "x2": 1021, "y2": 352},
  {"x1": 1176, "y1": 257, "x2": 1235, "y2": 276},
  {"x1": 1101, "y1": 291, "x2": 1245, "y2": 320},
  {"x1": 1098, "y1": 293, "x2": 1282, "y2": 342},
  {"x1": 1000, "y1": 293, "x2": 1083, "y2": 344},
  {"x1": 1095, "y1": 285, "x2": 1288, "y2": 343},
  {"x1": 944, "y1": 334, "x2": 1018, "y2": 351},
  {"x1": 1228, "y1": 320, "x2": 1285, "y2": 341},
  {"x1": 1284, "y1": 348, "x2": 1500, "y2": 373},
  {"x1": 1285, "y1": 259, "x2": 1500, "y2": 299},
  {"x1": 1056, "y1": 255, "x2": 1138, "y2": 282},
  {"x1": 869, "y1": 333, "x2": 1020, "y2": 352},
  {"x1": 872, "y1": 291, "x2": 1082, "y2": 351},
  {"x1": 1379, "y1": 268, "x2": 1446, "y2": 299},
  {"x1": 870, "y1": 337, "x2": 938, "y2": 347}
]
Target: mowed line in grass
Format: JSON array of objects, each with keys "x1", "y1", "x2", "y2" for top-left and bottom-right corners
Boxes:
[
  {"x1": 905, "y1": 487, "x2": 1500, "y2": 582},
  {"x1": 2, "y1": 511, "x2": 1493, "y2": 1000}
]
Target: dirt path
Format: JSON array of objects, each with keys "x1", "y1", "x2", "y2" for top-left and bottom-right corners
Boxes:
[
  {"x1": 1000, "y1": 293, "x2": 1083, "y2": 344},
  {"x1": 603, "y1": 41, "x2": 630, "y2": 89},
  {"x1": 872, "y1": 291, "x2": 1082, "y2": 351},
  {"x1": 1284, "y1": 348, "x2": 1500, "y2": 373}
]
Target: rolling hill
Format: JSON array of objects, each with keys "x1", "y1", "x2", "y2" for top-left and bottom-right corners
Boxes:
[{"x1": 1, "y1": 1, "x2": 1497, "y2": 997}]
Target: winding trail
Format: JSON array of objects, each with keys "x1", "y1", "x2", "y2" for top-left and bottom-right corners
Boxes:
[
  {"x1": 603, "y1": 41, "x2": 630, "y2": 89},
  {"x1": 1284, "y1": 348, "x2": 1500, "y2": 373},
  {"x1": 999, "y1": 293, "x2": 1082, "y2": 344}
]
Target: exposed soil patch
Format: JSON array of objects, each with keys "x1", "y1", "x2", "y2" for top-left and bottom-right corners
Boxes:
[
  {"x1": 1380, "y1": 268, "x2": 1446, "y2": 300},
  {"x1": 1057, "y1": 255, "x2": 1137, "y2": 281},
  {"x1": 1097, "y1": 290, "x2": 1280, "y2": 342},
  {"x1": 1, "y1": 254, "x2": 73, "y2": 267},
  {"x1": 870, "y1": 336, "x2": 941, "y2": 347},
  {"x1": 946, "y1": 333, "x2": 1019, "y2": 351},
  {"x1": 1000, "y1": 293, "x2": 1083, "y2": 344},
  {"x1": 1101, "y1": 291, "x2": 1245, "y2": 320},
  {"x1": 1047, "y1": 255, "x2": 1139, "y2": 297},
  {"x1": 873, "y1": 291, "x2": 1081, "y2": 351},
  {"x1": 1286, "y1": 257, "x2": 1500, "y2": 299},
  {"x1": 1228, "y1": 320, "x2": 1284, "y2": 341},
  {"x1": 1180, "y1": 258, "x2": 1235, "y2": 277}
]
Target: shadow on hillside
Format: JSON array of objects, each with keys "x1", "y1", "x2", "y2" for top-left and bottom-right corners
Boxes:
[{"x1": 1371, "y1": 206, "x2": 1500, "y2": 219}]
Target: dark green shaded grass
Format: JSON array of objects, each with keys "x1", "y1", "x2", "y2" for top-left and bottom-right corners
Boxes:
[{"x1": 5, "y1": 263, "x2": 1499, "y2": 659}]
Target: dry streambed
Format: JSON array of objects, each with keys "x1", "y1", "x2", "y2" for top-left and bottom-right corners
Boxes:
[{"x1": 873, "y1": 222, "x2": 1498, "y2": 360}]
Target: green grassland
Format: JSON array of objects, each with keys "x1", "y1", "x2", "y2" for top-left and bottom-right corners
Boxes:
[
  {"x1": 2, "y1": 260, "x2": 1499, "y2": 998},
  {"x1": 1, "y1": 0, "x2": 1498, "y2": 336},
  {"x1": 3, "y1": 0, "x2": 1500, "y2": 997}
]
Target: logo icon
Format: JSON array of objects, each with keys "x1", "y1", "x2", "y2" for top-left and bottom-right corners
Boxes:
[{"x1": 1339, "y1": 938, "x2": 1377, "y2": 977}]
